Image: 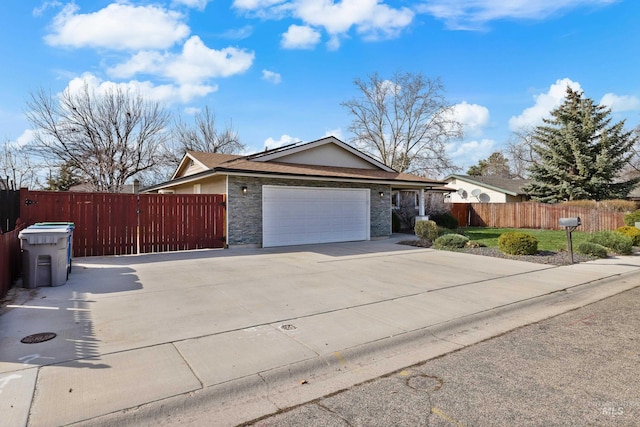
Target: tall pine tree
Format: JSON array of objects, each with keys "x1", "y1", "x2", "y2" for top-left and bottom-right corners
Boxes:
[{"x1": 524, "y1": 88, "x2": 639, "y2": 202}]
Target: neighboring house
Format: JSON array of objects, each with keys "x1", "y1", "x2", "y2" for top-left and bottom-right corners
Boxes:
[
  {"x1": 444, "y1": 174, "x2": 532, "y2": 203},
  {"x1": 142, "y1": 136, "x2": 448, "y2": 248},
  {"x1": 69, "y1": 180, "x2": 141, "y2": 193},
  {"x1": 628, "y1": 185, "x2": 640, "y2": 202}
]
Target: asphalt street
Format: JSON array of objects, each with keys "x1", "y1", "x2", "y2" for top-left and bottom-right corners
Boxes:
[{"x1": 247, "y1": 286, "x2": 640, "y2": 427}]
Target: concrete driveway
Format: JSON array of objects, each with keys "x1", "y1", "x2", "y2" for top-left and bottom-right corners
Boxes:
[{"x1": 2, "y1": 236, "x2": 640, "y2": 426}]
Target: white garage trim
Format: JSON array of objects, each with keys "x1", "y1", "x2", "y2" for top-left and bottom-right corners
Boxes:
[{"x1": 262, "y1": 185, "x2": 370, "y2": 248}]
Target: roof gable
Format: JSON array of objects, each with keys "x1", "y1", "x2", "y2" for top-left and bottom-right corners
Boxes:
[
  {"x1": 249, "y1": 136, "x2": 395, "y2": 172},
  {"x1": 172, "y1": 151, "x2": 243, "y2": 179}
]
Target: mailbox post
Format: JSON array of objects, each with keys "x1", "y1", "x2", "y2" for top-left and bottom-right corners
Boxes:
[{"x1": 559, "y1": 217, "x2": 581, "y2": 264}]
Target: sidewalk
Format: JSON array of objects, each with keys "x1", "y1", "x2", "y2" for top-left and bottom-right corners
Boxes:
[{"x1": 1, "y1": 238, "x2": 639, "y2": 426}]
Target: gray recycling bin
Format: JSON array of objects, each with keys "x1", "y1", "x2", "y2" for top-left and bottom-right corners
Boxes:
[
  {"x1": 19, "y1": 224, "x2": 73, "y2": 288},
  {"x1": 34, "y1": 222, "x2": 75, "y2": 274}
]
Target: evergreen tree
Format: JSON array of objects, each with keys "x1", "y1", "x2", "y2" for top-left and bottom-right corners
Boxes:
[
  {"x1": 46, "y1": 162, "x2": 82, "y2": 191},
  {"x1": 524, "y1": 88, "x2": 639, "y2": 202},
  {"x1": 467, "y1": 152, "x2": 512, "y2": 177}
]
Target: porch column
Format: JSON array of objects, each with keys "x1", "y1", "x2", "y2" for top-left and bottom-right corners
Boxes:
[{"x1": 418, "y1": 188, "x2": 425, "y2": 216}]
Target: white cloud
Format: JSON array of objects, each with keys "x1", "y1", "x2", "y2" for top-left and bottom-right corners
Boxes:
[
  {"x1": 109, "y1": 36, "x2": 254, "y2": 85},
  {"x1": 14, "y1": 129, "x2": 36, "y2": 148},
  {"x1": 264, "y1": 134, "x2": 301, "y2": 149},
  {"x1": 294, "y1": 0, "x2": 414, "y2": 40},
  {"x1": 184, "y1": 107, "x2": 201, "y2": 115},
  {"x1": 600, "y1": 93, "x2": 640, "y2": 112},
  {"x1": 45, "y1": 3, "x2": 190, "y2": 50},
  {"x1": 233, "y1": 0, "x2": 286, "y2": 10},
  {"x1": 33, "y1": 1, "x2": 62, "y2": 17},
  {"x1": 237, "y1": 0, "x2": 414, "y2": 48},
  {"x1": 220, "y1": 25, "x2": 254, "y2": 40},
  {"x1": 446, "y1": 138, "x2": 496, "y2": 169},
  {"x1": 451, "y1": 102, "x2": 490, "y2": 137},
  {"x1": 418, "y1": 0, "x2": 618, "y2": 30},
  {"x1": 323, "y1": 128, "x2": 344, "y2": 140},
  {"x1": 65, "y1": 72, "x2": 217, "y2": 104},
  {"x1": 165, "y1": 36, "x2": 255, "y2": 83},
  {"x1": 108, "y1": 51, "x2": 168, "y2": 78},
  {"x1": 262, "y1": 69, "x2": 282, "y2": 84},
  {"x1": 172, "y1": 0, "x2": 211, "y2": 10},
  {"x1": 509, "y1": 78, "x2": 582, "y2": 131},
  {"x1": 281, "y1": 25, "x2": 321, "y2": 49}
]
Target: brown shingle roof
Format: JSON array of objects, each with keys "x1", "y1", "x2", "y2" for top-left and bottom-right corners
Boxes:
[
  {"x1": 187, "y1": 151, "x2": 244, "y2": 168},
  {"x1": 218, "y1": 158, "x2": 441, "y2": 184},
  {"x1": 188, "y1": 151, "x2": 443, "y2": 185}
]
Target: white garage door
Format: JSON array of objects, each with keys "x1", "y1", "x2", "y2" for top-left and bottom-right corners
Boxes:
[{"x1": 262, "y1": 186, "x2": 370, "y2": 248}]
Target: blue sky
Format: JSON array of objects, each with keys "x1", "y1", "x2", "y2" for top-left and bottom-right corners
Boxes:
[{"x1": 1, "y1": 0, "x2": 639, "y2": 174}]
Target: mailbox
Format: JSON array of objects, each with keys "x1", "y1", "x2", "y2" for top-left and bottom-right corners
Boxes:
[
  {"x1": 559, "y1": 217, "x2": 581, "y2": 264},
  {"x1": 559, "y1": 217, "x2": 581, "y2": 227}
]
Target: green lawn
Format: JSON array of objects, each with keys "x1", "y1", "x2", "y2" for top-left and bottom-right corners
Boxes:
[{"x1": 461, "y1": 227, "x2": 590, "y2": 252}]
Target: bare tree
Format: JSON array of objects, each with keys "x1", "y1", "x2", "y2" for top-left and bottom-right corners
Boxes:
[
  {"x1": 173, "y1": 106, "x2": 244, "y2": 157},
  {"x1": 0, "y1": 140, "x2": 42, "y2": 189},
  {"x1": 342, "y1": 71, "x2": 462, "y2": 177},
  {"x1": 26, "y1": 82, "x2": 171, "y2": 192},
  {"x1": 505, "y1": 127, "x2": 539, "y2": 179}
]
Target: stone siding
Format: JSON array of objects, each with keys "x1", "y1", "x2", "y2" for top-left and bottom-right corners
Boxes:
[{"x1": 227, "y1": 176, "x2": 391, "y2": 246}]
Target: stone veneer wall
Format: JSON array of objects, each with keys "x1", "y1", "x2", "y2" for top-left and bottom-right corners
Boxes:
[{"x1": 227, "y1": 175, "x2": 391, "y2": 246}]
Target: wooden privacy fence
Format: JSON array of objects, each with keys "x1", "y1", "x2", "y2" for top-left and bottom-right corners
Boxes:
[
  {"x1": 1, "y1": 223, "x2": 24, "y2": 298},
  {"x1": 1, "y1": 189, "x2": 20, "y2": 233},
  {"x1": 450, "y1": 202, "x2": 626, "y2": 232},
  {"x1": 19, "y1": 189, "x2": 226, "y2": 257}
]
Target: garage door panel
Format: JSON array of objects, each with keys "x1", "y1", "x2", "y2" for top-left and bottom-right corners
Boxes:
[{"x1": 263, "y1": 186, "x2": 370, "y2": 247}]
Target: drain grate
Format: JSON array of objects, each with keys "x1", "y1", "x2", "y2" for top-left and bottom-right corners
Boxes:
[
  {"x1": 21, "y1": 332, "x2": 57, "y2": 344},
  {"x1": 280, "y1": 324, "x2": 297, "y2": 331}
]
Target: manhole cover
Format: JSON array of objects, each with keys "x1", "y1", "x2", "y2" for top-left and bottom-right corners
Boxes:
[
  {"x1": 280, "y1": 324, "x2": 297, "y2": 331},
  {"x1": 21, "y1": 332, "x2": 57, "y2": 344}
]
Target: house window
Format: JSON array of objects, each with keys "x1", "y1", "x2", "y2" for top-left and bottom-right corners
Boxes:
[{"x1": 391, "y1": 191, "x2": 419, "y2": 209}]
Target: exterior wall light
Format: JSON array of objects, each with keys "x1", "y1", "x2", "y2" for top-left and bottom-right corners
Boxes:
[
  {"x1": 241, "y1": 185, "x2": 248, "y2": 195},
  {"x1": 379, "y1": 191, "x2": 384, "y2": 197}
]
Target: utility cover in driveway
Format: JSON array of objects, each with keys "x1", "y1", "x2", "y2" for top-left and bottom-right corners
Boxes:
[{"x1": 262, "y1": 186, "x2": 370, "y2": 247}]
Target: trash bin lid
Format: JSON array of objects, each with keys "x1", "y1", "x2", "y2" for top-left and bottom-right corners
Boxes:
[
  {"x1": 19, "y1": 226, "x2": 71, "y2": 244},
  {"x1": 34, "y1": 222, "x2": 75, "y2": 230},
  {"x1": 32, "y1": 223, "x2": 74, "y2": 231}
]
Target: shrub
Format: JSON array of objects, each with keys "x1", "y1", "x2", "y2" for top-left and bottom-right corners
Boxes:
[
  {"x1": 392, "y1": 211, "x2": 402, "y2": 233},
  {"x1": 498, "y1": 232, "x2": 538, "y2": 255},
  {"x1": 433, "y1": 234, "x2": 469, "y2": 250},
  {"x1": 586, "y1": 231, "x2": 633, "y2": 255},
  {"x1": 414, "y1": 220, "x2": 439, "y2": 241},
  {"x1": 576, "y1": 242, "x2": 608, "y2": 258},
  {"x1": 616, "y1": 226, "x2": 640, "y2": 246},
  {"x1": 429, "y1": 212, "x2": 459, "y2": 229},
  {"x1": 561, "y1": 200, "x2": 597, "y2": 209},
  {"x1": 598, "y1": 199, "x2": 637, "y2": 212},
  {"x1": 623, "y1": 209, "x2": 640, "y2": 227},
  {"x1": 561, "y1": 199, "x2": 636, "y2": 212}
]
